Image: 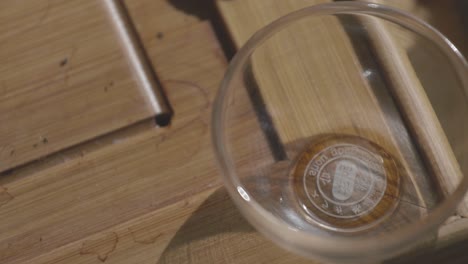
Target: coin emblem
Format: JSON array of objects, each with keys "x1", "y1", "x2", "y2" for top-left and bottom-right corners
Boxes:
[{"x1": 292, "y1": 135, "x2": 400, "y2": 231}]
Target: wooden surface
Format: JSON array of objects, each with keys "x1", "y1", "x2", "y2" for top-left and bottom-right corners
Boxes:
[
  {"x1": 0, "y1": 1, "x2": 310, "y2": 263},
  {"x1": 0, "y1": 0, "x2": 160, "y2": 172},
  {"x1": 0, "y1": 0, "x2": 467, "y2": 263}
]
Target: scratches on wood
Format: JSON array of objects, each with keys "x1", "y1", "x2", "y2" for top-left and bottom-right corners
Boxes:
[
  {"x1": 79, "y1": 232, "x2": 119, "y2": 262},
  {"x1": 0, "y1": 186, "x2": 13, "y2": 208}
]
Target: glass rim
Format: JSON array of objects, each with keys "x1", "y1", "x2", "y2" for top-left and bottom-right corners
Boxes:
[{"x1": 212, "y1": 1, "x2": 468, "y2": 259}]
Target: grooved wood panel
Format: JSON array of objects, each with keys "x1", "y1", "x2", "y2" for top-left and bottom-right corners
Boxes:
[
  {"x1": 0, "y1": 0, "x2": 159, "y2": 172},
  {"x1": 0, "y1": 19, "x2": 221, "y2": 263},
  {"x1": 0, "y1": 2, "x2": 298, "y2": 261}
]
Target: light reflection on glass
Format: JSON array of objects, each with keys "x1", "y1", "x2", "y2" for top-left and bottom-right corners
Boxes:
[
  {"x1": 363, "y1": 69, "x2": 373, "y2": 78},
  {"x1": 237, "y1": 186, "x2": 250, "y2": 201}
]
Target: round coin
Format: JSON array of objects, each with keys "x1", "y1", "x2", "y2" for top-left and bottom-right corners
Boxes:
[{"x1": 291, "y1": 134, "x2": 400, "y2": 231}]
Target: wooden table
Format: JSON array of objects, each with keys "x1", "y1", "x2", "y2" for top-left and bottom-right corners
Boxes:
[{"x1": 0, "y1": 1, "x2": 467, "y2": 263}]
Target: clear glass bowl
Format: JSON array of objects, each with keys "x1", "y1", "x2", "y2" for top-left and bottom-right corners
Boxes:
[{"x1": 212, "y1": 2, "x2": 468, "y2": 262}]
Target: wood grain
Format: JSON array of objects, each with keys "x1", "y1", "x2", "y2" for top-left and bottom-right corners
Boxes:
[
  {"x1": 0, "y1": 0, "x2": 163, "y2": 173},
  {"x1": 22, "y1": 188, "x2": 311, "y2": 264},
  {"x1": 0, "y1": 3, "x2": 298, "y2": 261},
  {"x1": 1, "y1": 1, "x2": 294, "y2": 263},
  {"x1": 0, "y1": 20, "x2": 230, "y2": 264}
]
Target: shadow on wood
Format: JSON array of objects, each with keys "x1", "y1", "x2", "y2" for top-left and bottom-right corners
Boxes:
[
  {"x1": 167, "y1": 0, "x2": 235, "y2": 59},
  {"x1": 156, "y1": 188, "x2": 256, "y2": 263},
  {"x1": 385, "y1": 238, "x2": 468, "y2": 264}
]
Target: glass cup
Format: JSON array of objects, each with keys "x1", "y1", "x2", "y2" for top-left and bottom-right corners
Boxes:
[{"x1": 212, "y1": 2, "x2": 468, "y2": 262}]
